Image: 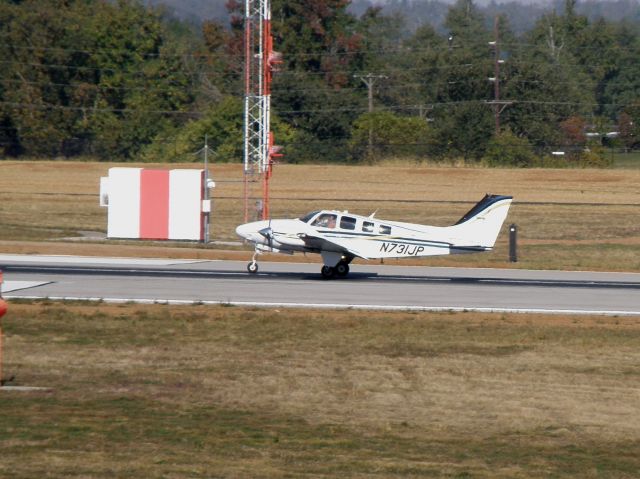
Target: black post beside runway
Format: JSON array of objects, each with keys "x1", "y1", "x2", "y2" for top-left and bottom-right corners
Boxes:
[{"x1": 509, "y1": 224, "x2": 518, "y2": 262}]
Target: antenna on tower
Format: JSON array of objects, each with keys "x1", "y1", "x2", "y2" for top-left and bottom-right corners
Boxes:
[{"x1": 243, "y1": 0, "x2": 282, "y2": 222}]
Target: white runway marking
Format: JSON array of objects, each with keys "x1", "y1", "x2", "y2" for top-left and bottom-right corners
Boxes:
[
  {"x1": 0, "y1": 254, "x2": 206, "y2": 266},
  {"x1": 2, "y1": 281, "x2": 53, "y2": 293},
  {"x1": 5, "y1": 295, "x2": 640, "y2": 316}
]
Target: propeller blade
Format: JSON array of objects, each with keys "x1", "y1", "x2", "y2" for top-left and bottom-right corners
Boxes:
[{"x1": 259, "y1": 221, "x2": 274, "y2": 250}]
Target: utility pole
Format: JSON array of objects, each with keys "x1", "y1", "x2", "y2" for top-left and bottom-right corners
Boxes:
[
  {"x1": 195, "y1": 134, "x2": 215, "y2": 243},
  {"x1": 354, "y1": 73, "x2": 387, "y2": 159},
  {"x1": 487, "y1": 16, "x2": 511, "y2": 136}
]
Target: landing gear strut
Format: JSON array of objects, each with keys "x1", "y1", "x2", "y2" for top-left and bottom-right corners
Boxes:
[{"x1": 247, "y1": 251, "x2": 260, "y2": 274}]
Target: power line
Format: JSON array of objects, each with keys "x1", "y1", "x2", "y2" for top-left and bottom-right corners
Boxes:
[
  {"x1": 0, "y1": 101, "x2": 202, "y2": 116},
  {"x1": 1, "y1": 53, "x2": 635, "y2": 80},
  {"x1": 2, "y1": 38, "x2": 639, "y2": 60},
  {"x1": 0, "y1": 77, "x2": 626, "y2": 106},
  {"x1": 3, "y1": 72, "x2": 639, "y2": 102},
  {"x1": 0, "y1": 98, "x2": 629, "y2": 117}
]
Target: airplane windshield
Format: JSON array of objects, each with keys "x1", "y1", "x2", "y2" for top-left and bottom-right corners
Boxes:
[
  {"x1": 299, "y1": 211, "x2": 320, "y2": 223},
  {"x1": 312, "y1": 214, "x2": 337, "y2": 228}
]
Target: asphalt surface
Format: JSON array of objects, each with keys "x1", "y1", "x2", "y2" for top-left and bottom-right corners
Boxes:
[{"x1": 1, "y1": 254, "x2": 640, "y2": 315}]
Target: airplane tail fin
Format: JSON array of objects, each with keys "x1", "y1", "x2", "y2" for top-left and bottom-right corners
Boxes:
[{"x1": 448, "y1": 194, "x2": 513, "y2": 249}]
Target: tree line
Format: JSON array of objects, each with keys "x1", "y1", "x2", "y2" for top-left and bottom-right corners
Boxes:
[
  {"x1": 350, "y1": 0, "x2": 640, "y2": 35},
  {"x1": 1, "y1": 0, "x2": 640, "y2": 166}
]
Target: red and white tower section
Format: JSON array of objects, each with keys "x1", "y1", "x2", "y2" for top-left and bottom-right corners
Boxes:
[{"x1": 243, "y1": 0, "x2": 282, "y2": 222}]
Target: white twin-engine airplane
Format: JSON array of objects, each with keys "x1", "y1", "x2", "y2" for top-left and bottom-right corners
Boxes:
[{"x1": 236, "y1": 194, "x2": 513, "y2": 279}]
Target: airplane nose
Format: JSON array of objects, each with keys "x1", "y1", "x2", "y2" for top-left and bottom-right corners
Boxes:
[
  {"x1": 236, "y1": 224, "x2": 252, "y2": 240},
  {"x1": 236, "y1": 220, "x2": 269, "y2": 242}
]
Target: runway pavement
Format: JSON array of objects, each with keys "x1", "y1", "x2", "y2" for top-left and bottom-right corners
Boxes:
[{"x1": 1, "y1": 254, "x2": 639, "y2": 315}]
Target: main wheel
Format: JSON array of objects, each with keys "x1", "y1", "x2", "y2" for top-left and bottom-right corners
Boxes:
[
  {"x1": 320, "y1": 265, "x2": 335, "y2": 279},
  {"x1": 247, "y1": 262, "x2": 259, "y2": 274},
  {"x1": 335, "y1": 262, "x2": 350, "y2": 277}
]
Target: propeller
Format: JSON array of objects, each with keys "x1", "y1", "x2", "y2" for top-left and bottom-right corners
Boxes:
[{"x1": 258, "y1": 218, "x2": 274, "y2": 250}]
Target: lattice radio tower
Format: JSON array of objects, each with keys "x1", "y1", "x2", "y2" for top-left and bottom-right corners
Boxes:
[{"x1": 243, "y1": 0, "x2": 282, "y2": 222}]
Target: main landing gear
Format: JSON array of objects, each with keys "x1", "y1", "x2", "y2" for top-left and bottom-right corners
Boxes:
[
  {"x1": 321, "y1": 260, "x2": 350, "y2": 279},
  {"x1": 246, "y1": 250, "x2": 352, "y2": 279}
]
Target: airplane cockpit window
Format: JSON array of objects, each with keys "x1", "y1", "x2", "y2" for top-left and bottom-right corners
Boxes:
[
  {"x1": 379, "y1": 225, "x2": 391, "y2": 235},
  {"x1": 340, "y1": 216, "x2": 357, "y2": 230},
  {"x1": 362, "y1": 221, "x2": 374, "y2": 233},
  {"x1": 299, "y1": 211, "x2": 321, "y2": 223},
  {"x1": 312, "y1": 213, "x2": 337, "y2": 228}
]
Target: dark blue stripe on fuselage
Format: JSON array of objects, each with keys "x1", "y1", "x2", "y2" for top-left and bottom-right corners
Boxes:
[{"x1": 317, "y1": 230, "x2": 452, "y2": 248}]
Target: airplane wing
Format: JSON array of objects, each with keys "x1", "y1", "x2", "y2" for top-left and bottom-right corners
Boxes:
[{"x1": 299, "y1": 233, "x2": 370, "y2": 260}]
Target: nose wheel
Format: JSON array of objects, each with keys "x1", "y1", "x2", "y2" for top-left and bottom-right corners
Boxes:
[
  {"x1": 247, "y1": 250, "x2": 260, "y2": 274},
  {"x1": 247, "y1": 261, "x2": 259, "y2": 274}
]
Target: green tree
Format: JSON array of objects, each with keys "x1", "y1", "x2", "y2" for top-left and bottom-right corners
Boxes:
[
  {"x1": 142, "y1": 96, "x2": 297, "y2": 163},
  {"x1": 617, "y1": 111, "x2": 639, "y2": 151},
  {"x1": 483, "y1": 129, "x2": 536, "y2": 167},
  {"x1": 349, "y1": 111, "x2": 430, "y2": 161},
  {"x1": 422, "y1": 0, "x2": 495, "y2": 160},
  {"x1": 197, "y1": 19, "x2": 241, "y2": 101},
  {"x1": 0, "y1": 0, "x2": 195, "y2": 159},
  {"x1": 355, "y1": 7, "x2": 410, "y2": 108},
  {"x1": 85, "y1": 0, "x2": 194, "y2": 159},
  {"x1": 600, "y1": 23, "x2": 640, "y2": 120},
  {"x1": 227, "y1": 0, "x2": 364, "y2": 162},
  {"x1": 429, "y1": 103, "x2": 494, "y2": 161},
  {"x1": 401, "y1": 23, "x2": 446, "y2": 104},
  {"x1": 502, "y1": 9, "x2": 594, "y2": 153}
]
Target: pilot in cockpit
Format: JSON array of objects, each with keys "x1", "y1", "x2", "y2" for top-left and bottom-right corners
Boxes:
[{"x1": 313, "y1": 213, "x2": 337, "y2": 229}]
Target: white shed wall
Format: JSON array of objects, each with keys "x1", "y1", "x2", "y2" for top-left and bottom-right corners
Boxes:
[{"x1": 107, "y1": 168, "x2": 141, "y2": 238}]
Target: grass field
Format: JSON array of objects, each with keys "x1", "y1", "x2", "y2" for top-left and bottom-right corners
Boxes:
[
  {"x1": 1, "y1": 160, "x2": 640, "y2": 271},
  {"x1": 613, "y1": 150, "x2": 640, "y2": 169},
  {"x1": 1, "y1": 302, "x2": 639, "y2": 478}
]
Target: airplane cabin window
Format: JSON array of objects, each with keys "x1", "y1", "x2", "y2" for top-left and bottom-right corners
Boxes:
[
  {"x1": 340, "y1": 216, "x2": 357, "y2": 230},
  {"x1": 379, "y1": 225, "x2": 391, "y2": 235},
  {"x1": 362, "y1": 221, "x2": 374, "y2": 233},
  {"x1": 299, "y1": 211, "x2": 320, "y2": 223},
  {"x1": 312, "y1": 213, "x2": 337, "y2": 228}
]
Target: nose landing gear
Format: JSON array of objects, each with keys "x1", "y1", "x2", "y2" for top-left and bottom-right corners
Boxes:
[{"x1": 247, "y1": 250, "x2": 260, "y2": 274}]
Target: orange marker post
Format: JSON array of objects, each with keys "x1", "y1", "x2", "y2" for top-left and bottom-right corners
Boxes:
[{"x1": 0, "y1": 270, "x2": 7, "y2": 385}]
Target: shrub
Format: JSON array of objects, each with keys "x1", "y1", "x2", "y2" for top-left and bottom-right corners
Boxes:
[{"x1": 483, "y1": 130, "x2": 536, "y2": 167}]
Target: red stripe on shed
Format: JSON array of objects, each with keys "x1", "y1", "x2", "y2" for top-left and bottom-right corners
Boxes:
[{"x1": 139, "y1": 169, "x2": 169, "y2": 239}]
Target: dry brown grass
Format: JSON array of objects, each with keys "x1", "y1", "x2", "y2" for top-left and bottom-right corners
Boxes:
[
  {"x1": 1, "y1": 160, "x2": 640, "y2": 270},
  {"x1": 1, "y1": 302, "x2": 640, "y2": 477}
]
